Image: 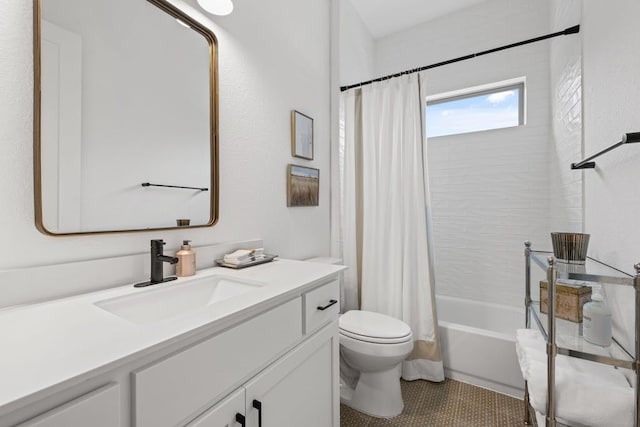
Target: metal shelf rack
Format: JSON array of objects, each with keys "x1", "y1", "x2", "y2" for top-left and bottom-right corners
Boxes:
[{"x1": 523, "y1": 241, "x2": 640, "y2": 427}]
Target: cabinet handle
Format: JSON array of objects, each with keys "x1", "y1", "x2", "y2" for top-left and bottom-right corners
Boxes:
[
  {"x1": 235, "y1": 413, "x2": 246, "y2": 427},
  {"x1": 317, "y1": 299, "x2": 338, "y2": 311},
  {"x1": 252, "y1": 399, "x2": 263, "y2": 427}
]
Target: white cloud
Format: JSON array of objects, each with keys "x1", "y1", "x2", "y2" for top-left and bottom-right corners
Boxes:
[
  {"x1": 427, "y1": 106, "x2": 519, "y2": 137},
  {"x1": 487, "y1": 90, "x2": 515, "y2": 104}
]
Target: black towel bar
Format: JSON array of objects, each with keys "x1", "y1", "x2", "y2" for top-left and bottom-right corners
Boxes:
[
  {"x1": 141, "y1": 182, "x2": 208, "y2": 191},
  {"x1": 571, "y1": 132, "x2": 640, "y2": 170}
]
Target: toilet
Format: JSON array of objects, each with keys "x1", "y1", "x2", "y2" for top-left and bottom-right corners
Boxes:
[
  {"x1": 339, "y1": 310, "x2": 414, "y2": 418},
  {"x1": 305, "y1": 257, "x2": 414, "y2": 418}
]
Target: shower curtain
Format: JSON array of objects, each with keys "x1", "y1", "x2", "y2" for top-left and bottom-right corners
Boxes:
[{"x1": 332, "y1": 73, "x2": 444, "y2": 382}]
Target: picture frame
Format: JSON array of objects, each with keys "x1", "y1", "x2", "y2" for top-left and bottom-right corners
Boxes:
[
  {"x1": 291, "y1": 110, "x2": 314, "y2": 160},
  {"x1": 287, "y1": 164, "x2": 319, "y2": 207}
]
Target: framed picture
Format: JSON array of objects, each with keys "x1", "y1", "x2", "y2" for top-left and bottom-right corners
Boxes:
[
  {"x1": 291, "y1": 110, "x2": 314, "y2": 160},
  {"x1": 287, "y1": 164, "x2": 319, "y2": 207}
]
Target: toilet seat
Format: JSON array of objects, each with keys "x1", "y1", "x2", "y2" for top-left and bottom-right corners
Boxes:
[
  {"x1": 339, "y1": 329, "x2": 412, "y2": 344},
  {"x1": 339, "y1": 310, "x2": 412, "y2": 344}
]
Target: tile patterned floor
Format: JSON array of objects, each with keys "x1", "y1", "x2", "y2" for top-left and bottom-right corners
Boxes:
[{"x1": 340, "y1": 379, "x2": 523, "y2": 426}]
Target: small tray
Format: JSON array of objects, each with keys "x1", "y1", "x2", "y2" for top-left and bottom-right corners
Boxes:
[{"x1": 215, "y1": 254, "x2": 278, "y2": 269}]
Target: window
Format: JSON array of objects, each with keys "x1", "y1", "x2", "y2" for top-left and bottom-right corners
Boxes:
[{"x1": 426, "y1": 81, "x2": 525, "y2": 138}]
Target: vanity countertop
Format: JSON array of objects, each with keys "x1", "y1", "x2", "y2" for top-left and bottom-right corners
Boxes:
[{"x1": 0, "y1": 259, "x2": 344, "y2": 417}]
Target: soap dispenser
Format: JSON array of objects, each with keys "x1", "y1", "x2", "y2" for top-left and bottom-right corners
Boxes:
[{"x1": 176, "y1": 240, "x2": 196, "y2": 277}]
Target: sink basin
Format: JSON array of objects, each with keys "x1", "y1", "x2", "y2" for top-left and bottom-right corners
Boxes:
[{"x1": 95, "y1": 276, "x2": 265, "y2": 324}]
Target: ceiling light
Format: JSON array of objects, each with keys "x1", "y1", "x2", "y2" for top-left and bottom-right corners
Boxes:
[{"x1": 197, "y1": 0, "x2": 234, "y2": 16}]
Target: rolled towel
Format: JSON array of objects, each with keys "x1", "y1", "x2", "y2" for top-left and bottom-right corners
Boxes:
[{"x1": 516, "y1": 329, "x2": 633, "y2": 427}]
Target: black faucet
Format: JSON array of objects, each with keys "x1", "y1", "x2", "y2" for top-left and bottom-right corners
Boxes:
[{"x1": 134, "y1": 239, "x2": 179, "y2": 288}]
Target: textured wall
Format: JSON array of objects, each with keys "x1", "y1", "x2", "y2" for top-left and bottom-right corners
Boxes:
[
  {"x1": 582, "y1": 0, "x2": 640, "y2": 353},
  {"x1": 0, "y1": 0, "x2": 331, "y2": 296},
  {"x1": 548, "y1": 0, "x2": 583, "y2": 233},
  {"x1": 338, "y1": 0, "x2": 375, "y2": 86},
  {"x1": 374, "y1": 0, "x2": 552, "y2": 307}
]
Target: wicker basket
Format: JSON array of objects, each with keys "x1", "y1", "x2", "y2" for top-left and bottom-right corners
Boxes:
[{"x1": 550, "y1": 232, "x2": 590, "y2": 264}]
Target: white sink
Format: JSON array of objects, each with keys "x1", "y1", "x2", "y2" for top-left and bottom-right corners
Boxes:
[{"x1": 95, "y1": 276, "x2": 265, "y2": 324}]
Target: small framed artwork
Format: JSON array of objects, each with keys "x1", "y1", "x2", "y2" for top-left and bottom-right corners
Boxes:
[
  {"x1": 287, "y1": 164, "x2": 319, "y2": 207},
  {"x1": 291, "y1": 110, "x2": 314, "y2": 160}
]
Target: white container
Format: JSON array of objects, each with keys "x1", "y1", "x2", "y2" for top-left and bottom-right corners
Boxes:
[{"x1": 582, "y1": 286, "x2": 612, "y2": 347}]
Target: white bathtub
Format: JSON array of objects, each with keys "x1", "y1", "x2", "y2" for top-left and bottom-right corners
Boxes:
[{"x1": 437, "y1": 295, "x2": 525, "y2": 398}]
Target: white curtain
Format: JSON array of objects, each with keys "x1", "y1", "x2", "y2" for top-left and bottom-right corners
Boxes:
[
  {"x1": 333, "y1": 88, "x2": 361, "y2": 312},
  {"x1": 333, "y1": 73, "x2": 444, "y2": 382}
]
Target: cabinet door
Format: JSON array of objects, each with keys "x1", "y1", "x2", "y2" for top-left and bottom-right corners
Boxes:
[
  {"x1": 244, "y1": 321, "x2": 339, "y2": 427},
  {"x1": 186, "y1": 388, "x2": 245, "y2": 427}
]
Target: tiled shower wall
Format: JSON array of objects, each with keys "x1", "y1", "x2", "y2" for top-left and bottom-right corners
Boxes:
[{"x1": 549, "y1": 0, "x2": 583, "y2": 233}]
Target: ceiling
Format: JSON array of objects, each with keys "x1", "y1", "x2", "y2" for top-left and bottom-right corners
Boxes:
[{"x1": 348, "y1": 0, "x2": 488, "y2": 39}]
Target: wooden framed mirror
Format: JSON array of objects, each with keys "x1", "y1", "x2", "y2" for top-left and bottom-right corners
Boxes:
[{"x1": 33, "y1": 0, "x2": 218, "y2": 235}]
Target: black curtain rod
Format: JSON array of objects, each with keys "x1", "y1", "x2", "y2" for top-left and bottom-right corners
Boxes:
[
  {"x1": 340, "y1": 25, "x2": 580, "y2": 92},
  {"x1": 141, "y1": 182, "x2": 209, "y2": 191}
]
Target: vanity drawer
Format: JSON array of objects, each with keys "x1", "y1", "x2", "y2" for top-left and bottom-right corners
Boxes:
[
  {"x1": 304, "y1": 280, "x2": 340, "y2": 334},
  {"x1": 18, "y1": 383, "x2": 120, "y2": 427},
  {"x1": 133, "y1": 298, "x2": 302, "y2": 427}
]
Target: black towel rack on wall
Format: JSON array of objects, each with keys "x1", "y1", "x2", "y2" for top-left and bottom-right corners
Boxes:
[
  {"x1": 141, "y1": 182, "x2": 209, "y2": 191},
  {"x1": 571, "y1": 132, "x2": 640, "y2": 170}
]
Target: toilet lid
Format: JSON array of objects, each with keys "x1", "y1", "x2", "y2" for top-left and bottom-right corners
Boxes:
[{"x1": 339, "y1": 310, "x2": 412, "y2": 344}]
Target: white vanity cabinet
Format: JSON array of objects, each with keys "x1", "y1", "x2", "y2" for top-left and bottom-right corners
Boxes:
[
  {"x1": 133, "y1": 298, "x2": 303, "y2": 427},
  {"x1": 186, "y1": 389, "x2": 245, "y2": 427},
  {"x1": 1, "y1": 271, "x2": 341, "y2": 427},
  {"x1": 244, "y1": 321, "x2": 339, "y2": 427},
  {"x1": 303, "y1": 280, "x2": 340, "y2": 334},
  {"x1": 16, "y1": 384, "x2": 120, "y2": 427},
  {"x1": 187, "y1": 319, "x2": 339, "y2": 427},
  {"x1": 185, "y1": 279, "x2": 340, "y2": 427}
]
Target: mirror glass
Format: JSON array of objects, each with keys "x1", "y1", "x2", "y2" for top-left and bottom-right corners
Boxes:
[{"x1": 35, "y1": 0, "x2": 218, "y2": 234}]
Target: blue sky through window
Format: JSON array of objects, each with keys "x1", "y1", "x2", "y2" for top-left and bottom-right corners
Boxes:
[{"x1": 426, "y1": 88, "x2": 521, "y2": 138}]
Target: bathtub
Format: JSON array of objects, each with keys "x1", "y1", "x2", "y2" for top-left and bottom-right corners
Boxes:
[{"x1": 437, "y1": 295, "x2": 525, "y2": 398}]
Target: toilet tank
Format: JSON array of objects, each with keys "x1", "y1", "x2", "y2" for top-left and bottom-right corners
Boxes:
[{"x1": 306, "y1": 257, "x2": 344, "y2": 312}]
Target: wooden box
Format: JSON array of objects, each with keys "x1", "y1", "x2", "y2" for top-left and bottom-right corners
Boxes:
[{"x1": 540, "y1": 280, "x2": 592, "y2": 323}]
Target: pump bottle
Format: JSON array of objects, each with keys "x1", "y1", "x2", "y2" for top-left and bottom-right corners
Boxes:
[{"x1": 176, "y1": 240, "x2": 196, "y2": 277}]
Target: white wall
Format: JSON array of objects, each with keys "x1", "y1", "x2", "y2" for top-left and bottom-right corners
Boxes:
[
  {"x1": 338, "y1": 0, "x2": 374, "y2": 86},
  {"x1": 374, "y1": 0, "x2": 552, "y2": 307},
  {"x1": 582, "y1": 0, "x2": 640, "y2": 353},
  {"x1": 0, "y1": 0, "x2": 332, "y2": 297},
  {"x1": 582, "y1": 0, "x2": 640, "y2": 275}
]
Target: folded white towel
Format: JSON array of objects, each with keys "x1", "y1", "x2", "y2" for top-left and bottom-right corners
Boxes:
[
  {"x1": 516, "y1": 329, "x2": 633, "y2": 427},
  {"x1": 223, "y1": 248, "x2": 264, "y2": 262},
  {"x1": 223, "y1": 255, "x2": 266, "y2": 266}
]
